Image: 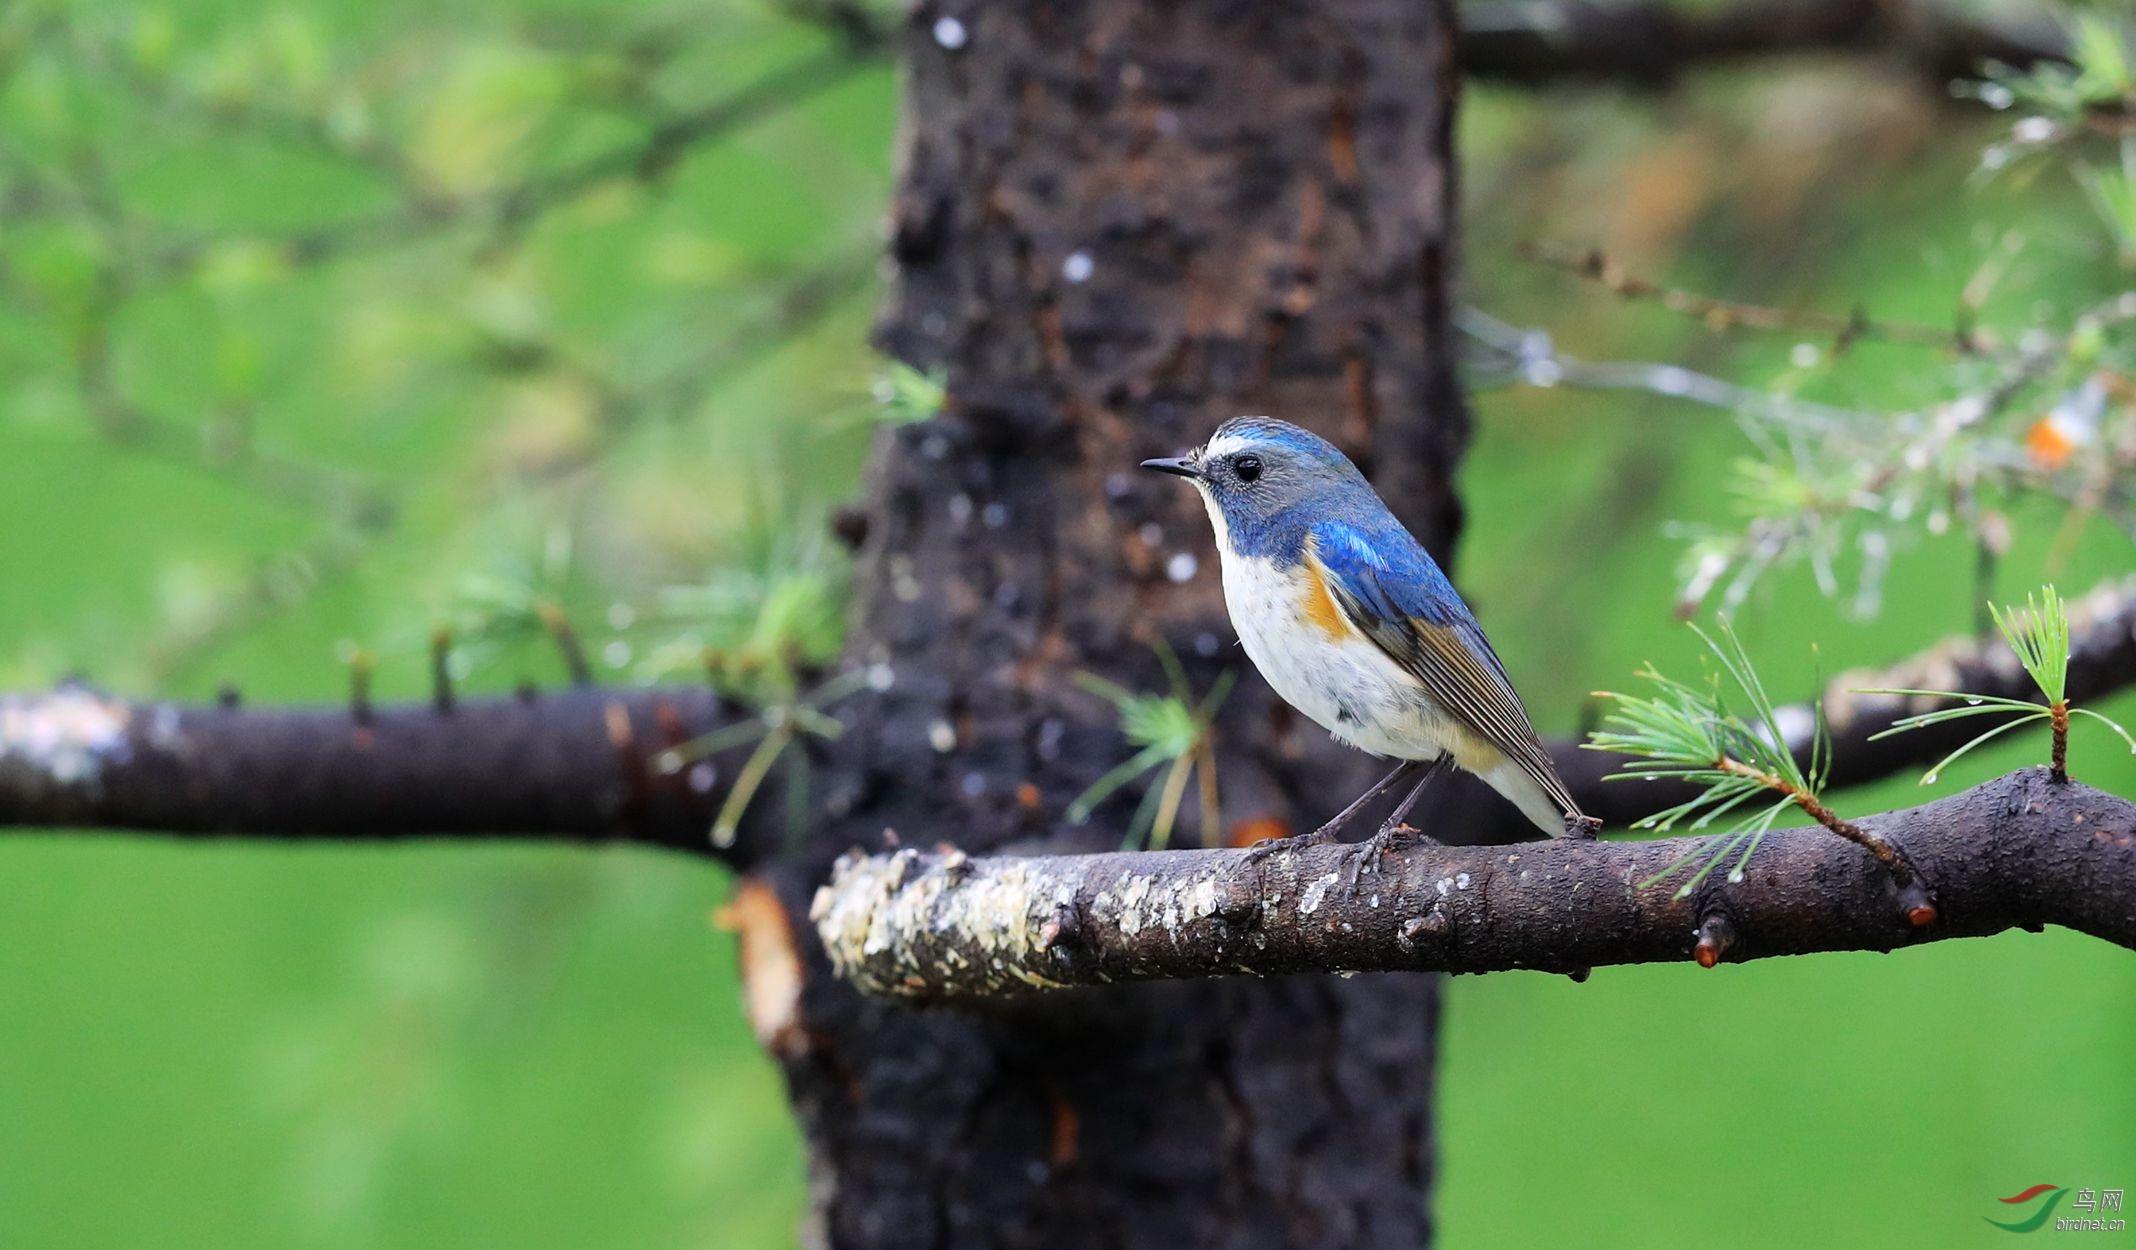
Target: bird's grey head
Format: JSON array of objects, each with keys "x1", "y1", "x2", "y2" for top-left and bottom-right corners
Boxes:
[{"x1": 1141, "y1": 416, "x2": 1367, "y2": 550}]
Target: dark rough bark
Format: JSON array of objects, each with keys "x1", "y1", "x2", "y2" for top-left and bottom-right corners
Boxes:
[
  {"x1": 771, "y1": 2, "x2": 1467, "y2": 1246},
  {"x1": 814, "y1": 768, "x2": 2136, "y2": 995}
]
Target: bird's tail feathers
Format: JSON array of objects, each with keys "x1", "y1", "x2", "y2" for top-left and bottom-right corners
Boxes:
[{"x1": 1482, "y1": 758, "x2": 1585, "y2": 839}]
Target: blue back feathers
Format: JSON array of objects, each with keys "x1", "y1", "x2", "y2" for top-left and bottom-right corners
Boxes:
[{"x1": 1306, "y1": 517, "x2": 1466, "y2": 629}]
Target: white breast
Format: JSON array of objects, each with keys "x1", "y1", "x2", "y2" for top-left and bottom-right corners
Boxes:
[{"x1": 1213, "y1": 543, "x2": 1460, "y2": 763}]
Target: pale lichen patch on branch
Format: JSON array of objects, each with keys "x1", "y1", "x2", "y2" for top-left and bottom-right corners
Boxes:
[
  {"x1": 811, "y1": 847, "x2": 1072, "y2": 995},
  {"x1": 0, "y1": 687, "x2": 173, "y2": 794}
]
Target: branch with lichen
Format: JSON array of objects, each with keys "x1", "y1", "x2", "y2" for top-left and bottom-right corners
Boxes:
[{"x1": 811, "y1": 768, "x2": 2136, "y2": 997}]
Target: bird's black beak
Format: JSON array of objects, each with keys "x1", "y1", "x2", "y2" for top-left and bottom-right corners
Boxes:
[{"x1": 1140, "y1": 456, "x2": 1201, "y2": 479}]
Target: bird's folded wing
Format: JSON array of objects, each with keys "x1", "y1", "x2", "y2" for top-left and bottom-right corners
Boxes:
[{"x1": 1308, "y1": 522, "x2": 1580, "y2": 818}]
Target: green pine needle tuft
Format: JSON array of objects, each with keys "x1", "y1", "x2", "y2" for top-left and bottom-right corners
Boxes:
[
  {"x1": 1069, "y1": 641, "x2": 1234, "y2": 850},
  {"x1": 1585, "y1": 619, "x2": 1833, "y2": 895},
  {"x1": 1988, "y1": 586, "x2": 2071, "y2": 706},
  {"x1": 1858, "y1": 585, "x2": 2135, "y2": 784}
]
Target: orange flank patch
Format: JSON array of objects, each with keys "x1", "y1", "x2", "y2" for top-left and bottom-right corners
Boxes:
[{"x1": 1300, "y1": 557, "x2": 1351, "y2": 638}]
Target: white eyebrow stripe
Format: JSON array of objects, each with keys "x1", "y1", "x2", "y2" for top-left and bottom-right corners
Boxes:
[{"x1": 1203, "y1": 432, "x2": 1256, "y2": 460}]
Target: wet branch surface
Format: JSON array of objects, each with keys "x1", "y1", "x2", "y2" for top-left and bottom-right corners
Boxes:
[{"x1": 814, "y1": 769, "x2": 2136, "y2": 997}]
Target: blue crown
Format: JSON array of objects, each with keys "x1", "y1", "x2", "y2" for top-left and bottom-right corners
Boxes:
[{"x1": 1211, "y1": 416, "x2": 1351, "y2": 467}]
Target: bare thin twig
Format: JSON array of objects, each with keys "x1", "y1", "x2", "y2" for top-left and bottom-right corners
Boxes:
[{"x1": 1520, "y1": 241, "x2": 1982, "y2": 354}]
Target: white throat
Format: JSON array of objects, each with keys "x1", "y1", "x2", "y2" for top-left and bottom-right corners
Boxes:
[{"x1": 1191, "y1": 481, "x2": 1233, "y2": 558}]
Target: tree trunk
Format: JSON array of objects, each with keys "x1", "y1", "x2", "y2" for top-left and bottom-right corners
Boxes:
[{"x1": 761, "y1": 2, "x2": 1469, "y2": 1245}]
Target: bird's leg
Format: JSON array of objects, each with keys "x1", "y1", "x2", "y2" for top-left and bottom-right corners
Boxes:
[
  {"x1": 1240, "y1": 760, "x2": 1420, "y2": 865},
  {"x1": 1360, "y1": 755, "x2": 1453, "y2": 866},
  {"x1": 1312, "y1": 759, "x2": 1425, "y2": 841}
]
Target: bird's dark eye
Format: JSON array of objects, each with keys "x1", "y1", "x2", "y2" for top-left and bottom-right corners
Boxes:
[{"x1": 1234, "y1": 454, "x2": 1263, "y2": 483}]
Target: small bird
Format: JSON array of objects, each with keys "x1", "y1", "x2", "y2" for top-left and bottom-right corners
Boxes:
[{"x1": 1142, "y1": 415, "x2": 1591, "y2": 847}]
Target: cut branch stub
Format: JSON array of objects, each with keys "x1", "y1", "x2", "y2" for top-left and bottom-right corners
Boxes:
[{"x1": 1693, "y1": 912, "x2": 1735, "y2": 968}]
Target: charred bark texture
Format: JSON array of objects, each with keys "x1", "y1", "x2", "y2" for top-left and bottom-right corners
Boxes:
[{"x1": 772, "y1": 2, "x2": 1467, "y2": 1246}]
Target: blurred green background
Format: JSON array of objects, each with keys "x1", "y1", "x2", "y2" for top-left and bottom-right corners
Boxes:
[{"x1": 0, "y1": 2, "x2": 2130, "y2": 1247}]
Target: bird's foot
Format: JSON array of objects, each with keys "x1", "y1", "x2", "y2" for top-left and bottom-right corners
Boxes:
[
  {"x1": 1239, "y1": 759, "x2": 1423, "y2": 866},
  {"x1": 1342, "y1": 821, "x2": 1440, "y2": 895},
  {"x1": 1563, "y1": 813, "x2": 1603, "y2": 840},
  {"x1": 1238, "y1": 819, "x2": 1346, "y2": 866}
]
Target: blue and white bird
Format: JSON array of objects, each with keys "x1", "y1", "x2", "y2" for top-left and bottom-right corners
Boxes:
[{"x1": 1142, "y1": 415, "x2": 1591, "y2": 845}]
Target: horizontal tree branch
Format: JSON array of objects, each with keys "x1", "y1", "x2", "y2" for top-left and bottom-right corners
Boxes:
[
  {"x1": 4, "y1": 577, "x2": 2133, "y2": 855},
  {"x1": 1459, "y1": 0, "x2": 2066, "y2": 89},
  {"x1": 812, "y1": 768, "x2": 2136, "y2": 997},
  {"x1": 0, "y1": 684, "x2": 736, "y2": 856}
]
